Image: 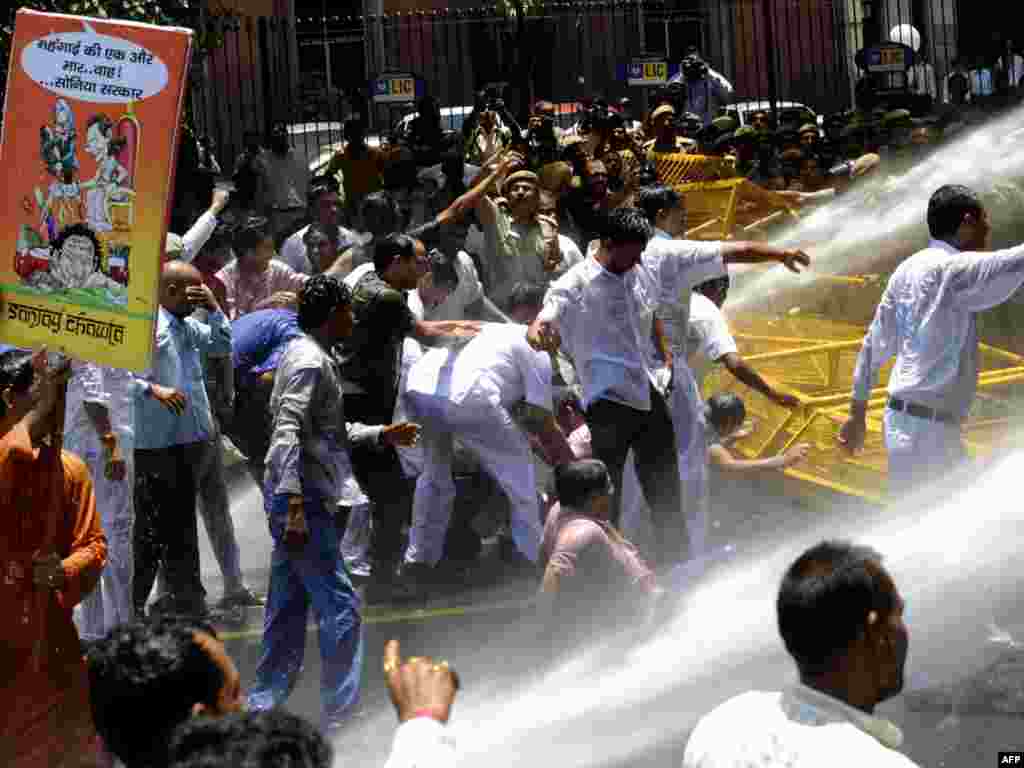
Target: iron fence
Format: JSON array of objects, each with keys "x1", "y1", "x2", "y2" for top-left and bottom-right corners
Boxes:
[{"x1": 187, "y1": 0, "x2": 971, "y2": 173}]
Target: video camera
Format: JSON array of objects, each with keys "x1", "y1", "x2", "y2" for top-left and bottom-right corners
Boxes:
[{"x1": 681, "y1": 53, "x2": 709, "y2": 82}]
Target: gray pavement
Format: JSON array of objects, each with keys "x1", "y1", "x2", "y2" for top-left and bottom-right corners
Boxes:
[{"x1": 199, "y1": 460, "x2": 1023, "y2": 768}]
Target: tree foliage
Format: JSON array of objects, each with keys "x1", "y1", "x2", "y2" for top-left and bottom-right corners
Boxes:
[{"x1": 1, "y1": 1, "x2": 204, "y2": 117}]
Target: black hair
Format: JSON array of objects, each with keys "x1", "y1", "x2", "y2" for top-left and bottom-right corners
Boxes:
[
  {"x1": 87, "y1": 619, "x2": 225, "y2": 768},
  {"x1": 555, "y1": 459, "x2": 614, "y2": 508},
  {"x1": 428, "y1": 247, "x2": 460, "y2": 291},
  {"x1": 695, "y1": 274, "x2": 730, "y2": 302},
  {"x1": 0, "y1": 349, "x2": 34, "y2": 419},
  {"x1": 374, "y1": 233, "x2": 416, "y2": 275},
  {"x1": 361, "y1": 191, "x2": 403, "y2": 238},
  {"x1": 636, "y1": 163, "x2": 659, "y2": 187},
  {"x1": 206, "y1": 216, "x2": 237, "y2": 255},
  {"x1": 344, "y1": 118, "x2": 367, "y2": 142},
  {"x1": 777, "y1": 540, "x2": 895, "y2": 677},
  {"x1": 297, "y1": 274, "x2": 351, "y2": 332},
  {"x1": 706, "y1": 392, "x2": 745, "y2": 432},
  {"x1": 52, "y1": 222, "x2": 104, "y2": 273},
  {"x1": 635, "y1": 185, "x2": 682, "y2": 225},
  {"x1": 167, "y1": 709, "x2": 332, "y2": 768},
  {"x1": 927, "y1": 184, "x2": 984, "y2": 240},
  {"x1": 233, "y1": 216, "x2": 272, "y2": 255},
  {"x1": 507, "y1": 281, "x2": 547, "y2": 313},
  {"x1": 598, "y1": 206, "x2": 653, "y2": 245},
  {"x1": 303, "y1": 221, "x2": 332, "y2": 248},
  {"x1": 307, "y1": 174, "x2": 339, "y2": 204}
]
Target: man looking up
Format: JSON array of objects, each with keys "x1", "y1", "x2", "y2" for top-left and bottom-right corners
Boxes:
[{"x1": 841, "y1": 184, "x2": 1024, "y2": 493}]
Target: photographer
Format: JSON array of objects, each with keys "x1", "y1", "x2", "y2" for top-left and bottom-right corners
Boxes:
[
  {"x1": 464, "y1": 95, "x2": 514, "y2": 166},
  {"x1": 525, "y1": 105, "x2": 562, "y2": 170},
  {"x1": 668, "y1": 47, "x2": 734, "y2": 126}
]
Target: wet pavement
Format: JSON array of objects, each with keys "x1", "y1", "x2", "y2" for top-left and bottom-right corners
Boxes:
[{"x1": 197, "y1": 459, "x2": 1023, "y2": 767}]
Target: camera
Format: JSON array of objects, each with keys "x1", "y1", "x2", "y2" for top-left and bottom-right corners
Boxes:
[{"x1": 682, "y1": 54, "x2": 709, "y2": 82}]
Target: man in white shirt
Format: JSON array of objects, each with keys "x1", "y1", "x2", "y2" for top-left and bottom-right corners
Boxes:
[
  {"x1": 684, "y1": 540, "x2": 916, "y2": 768},
  {"x1": 530, "y1": 206, "x2": 807, "y2": 567},
  {"x1": 278, "y1": 179, "x2": 357, "y2": 275},
  {"x1": 402, "y1": 317, "x2": 575, "y2": 581},
  {"x1": 841, "y1": 184, "x2": 1024, "y2": 494}
]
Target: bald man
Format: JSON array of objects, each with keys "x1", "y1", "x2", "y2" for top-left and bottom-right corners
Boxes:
[{"x1": 132, "y1": 260, "x2": 232, "y2": 620}]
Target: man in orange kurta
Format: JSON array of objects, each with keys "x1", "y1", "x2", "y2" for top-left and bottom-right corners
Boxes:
[{"x1": 0, "y1": 348, "x2": 107, "y2": 768}]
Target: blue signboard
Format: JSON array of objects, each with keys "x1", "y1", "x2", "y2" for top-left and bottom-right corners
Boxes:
[
  {"x1": 371, "y1": 73, "x2": 424, "y2": 103},
  {"x1": 617, "y1": 60, "x2": 680, "y2": 86},
  {"x1": 855, "y1": 43, "x2": 916, "y2": 73}
]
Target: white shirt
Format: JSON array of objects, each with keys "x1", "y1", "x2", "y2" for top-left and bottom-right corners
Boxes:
[
  {"x1": 683, "y1": 684, "x2": 919, "y2": 768},
  {"x1": 384, "y1": 717, "x2": 456, "y2": 768},
  {"x1": 652, "y1": 229, "x2": 727, "y2": 356},
  {"x1": 852, "y1": 238, "x2": 1024, "y2": 419},
  {"x1": 407, "y1": 323, "x2": 553, "y2": 411},
  {"x1": 540, "y1": 236, "x2": 724, "y2": 412},
  {"x1": 686, "y1": 292, "x2": 738, "y2": 364},
  {"x1": 407, "y1": 251, "x2": 484, "y2": 322},
  {"x1": 279, "y1": 223, "x2": 358, "y2": 275}
]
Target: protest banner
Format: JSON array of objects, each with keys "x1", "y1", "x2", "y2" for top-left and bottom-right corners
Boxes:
[{"x1": 0, "y1": 10, "x2": 193, "y2": 372}]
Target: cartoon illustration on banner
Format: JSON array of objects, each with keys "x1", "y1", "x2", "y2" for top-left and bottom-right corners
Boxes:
[{"x1": 0, "y1": 10, "x2": 192, "y2": 372}]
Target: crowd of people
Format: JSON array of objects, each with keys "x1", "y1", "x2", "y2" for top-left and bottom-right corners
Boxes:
[{"x1": 4, "y1": 39, "x2": 1024, "y2": 767}]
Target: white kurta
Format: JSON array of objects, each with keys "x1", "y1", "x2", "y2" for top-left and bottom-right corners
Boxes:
[
  {"x1": 404, "y1": 324, "x2": 553, "y2": 564},
  {"x1": 683, "y1": 684, "x2": 919, "y2": 767},
  {"x1": 66, "y1": 362, "x2": 136, "y2": 640}
]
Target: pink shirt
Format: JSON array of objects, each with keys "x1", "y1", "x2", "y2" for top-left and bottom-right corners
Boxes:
[
  {"x1": 215, "y1": 259, "x2": 308, "y2": 320},
  {"x1": 541, "y1": 503, "x2": 655, "y2": 592}
]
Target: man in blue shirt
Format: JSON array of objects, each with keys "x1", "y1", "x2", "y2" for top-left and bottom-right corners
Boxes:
[
  {"x1": 226, "y1": 308, "x2": 302, "y2": 484},
  {"x1": 133, "y1": 260, "x2": 232, "y2": 619}
]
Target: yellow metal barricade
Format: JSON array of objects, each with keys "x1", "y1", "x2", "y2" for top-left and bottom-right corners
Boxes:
[
  {"x1": 701, "y1": 312, "x2": 1024, "y2": 503},
  {"x1": 651, "y1": 152, "x2": 800, "y2": 240}
]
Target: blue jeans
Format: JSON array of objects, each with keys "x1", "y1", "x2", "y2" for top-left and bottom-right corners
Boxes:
[{"x1": 247, "y1": 491, "x2": 364, "y2": 730}]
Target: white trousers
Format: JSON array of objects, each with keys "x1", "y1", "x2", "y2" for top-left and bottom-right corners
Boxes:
[
  {"x1": 69, "y1": 431, "x2": 134, "y2": 641},
  {"x1": 404, "y1": 392, "x2": 541, "y2": 565},
  {"x1": 620, "y1": 361, "x2": 708, "y2": 560},
  {"x1": 884, "y1": 407, "x2": 966, "y2": 496}
]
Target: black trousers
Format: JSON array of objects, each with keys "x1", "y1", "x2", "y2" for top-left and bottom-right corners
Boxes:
[
  {"x1": 133, "y1": 442, "x2": 206, "y2": 613},
  {"x1": 344, "y1": 390, "x2": 414, "y2": 576},
  {"x1": 586, "y1": 385, "x2": 688, "y2": 567}
]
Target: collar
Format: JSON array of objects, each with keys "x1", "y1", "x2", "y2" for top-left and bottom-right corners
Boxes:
[
  {"x1": 927, "y1": 238, "x2": 961, "y2": 255},
  {"x1": 789, "y1": 684, "x2": 904, "y2": 750},
  {"x1": 159, "y1": 305, "x2": 186, "y2": 329},
  {"x1": 653, "y1": 228, "x2": 672, "y2": 240}
]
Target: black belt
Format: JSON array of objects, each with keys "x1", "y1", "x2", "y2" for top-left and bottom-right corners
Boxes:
[{"x1": 887, "y1": 396, "x2": 958, "y2": 425}]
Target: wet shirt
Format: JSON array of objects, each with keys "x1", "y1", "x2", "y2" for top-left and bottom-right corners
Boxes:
[
  {"x1": 231, "y1": 308, "x2": 303, "y2": 389},
  {"x1": 337, "y1": 266, "x2": 418, "y2": 394},
  {"x1": 135, "y1": 306, "x2": 232, "y2": 450},
  {"x1": 265, "y1": 335, "x2": 381, "y2": 506},
  {"x1": 1, "y1": 423, "x2": 106, "y2": 768},
  {"x1": 407, "y1": 323, "x2": 552, "y2": 410},
  {"x1": 539, "y1": 235, "x2": 723, "y2": 412},
  {"x1": 683, "y1": 684, "x2": 919, "y2": 767},
  {"x1": 852, "y1": 239, "x2": 1024, "y2": 419}
]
